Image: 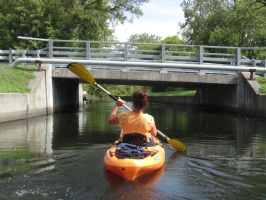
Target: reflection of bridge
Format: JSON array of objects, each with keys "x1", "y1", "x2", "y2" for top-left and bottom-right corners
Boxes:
[{"x1": 3, "y1": 38, "x2": 266, "y2": 118}]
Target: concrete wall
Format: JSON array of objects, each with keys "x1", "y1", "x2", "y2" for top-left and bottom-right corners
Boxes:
[
  {"x1": 195, "y1": 72, "x2": 266, "y2": 117},
  {"x1": 194, "y1": 85, "x2": 238, "y2": 111},
  {"x1": 0, "y1": 93, "x2": 29, "y2": 123},
  {"x1": 147, "y1": 96, "x2": 195, "y2": 106},
  {"x1": 0, "y1": 64, "x2": 53, "y2": 123},
  {"x1": 0, "y1": 64, "x2": 83, "y2": 123},
  {"x1": 236, "y1": 72, "x2": 266, "y2": 117}
]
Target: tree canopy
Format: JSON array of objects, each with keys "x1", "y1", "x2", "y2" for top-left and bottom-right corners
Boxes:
[
  {"x1": 180, "y1": 0, "x2": 266, "y2": 47},
  {"x1": 0, "y1": 0, "x2": 149, "y2": 49}
]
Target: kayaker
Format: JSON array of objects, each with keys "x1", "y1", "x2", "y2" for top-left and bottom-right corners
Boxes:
[{"x1": 108, "y1": 90, "x2": 157, "y2": 146}]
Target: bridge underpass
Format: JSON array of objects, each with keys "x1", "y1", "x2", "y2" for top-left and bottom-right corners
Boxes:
[
  {"x1": 49, "y1": 63, "x2": 265, "y2": 118},
  {"x1": 51, "y1": 65, "x2": 246, "y2": 113}
]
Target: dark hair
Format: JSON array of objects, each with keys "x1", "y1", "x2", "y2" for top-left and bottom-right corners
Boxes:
[{"x1": 131, "y1": 90, "x2": 148, "y2": 110}]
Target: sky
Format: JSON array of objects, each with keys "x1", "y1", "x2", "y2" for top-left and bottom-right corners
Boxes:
[{"x1": 114, "y1": 0, "x2": 185, "y2": 42}]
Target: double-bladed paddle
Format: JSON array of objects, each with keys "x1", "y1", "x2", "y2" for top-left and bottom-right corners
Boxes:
[{"x1": 67, "y1": 62, "x2": 187, "y2": 152}]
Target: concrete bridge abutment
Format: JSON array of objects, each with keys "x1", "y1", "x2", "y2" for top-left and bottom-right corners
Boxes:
[{"x1": 195, "y1": 72, "x2": 266, "y2": 117}]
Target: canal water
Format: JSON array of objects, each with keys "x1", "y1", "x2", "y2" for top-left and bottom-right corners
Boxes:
[{"x1": 0, "y1": 100, "x2": 265, "y2": 200}]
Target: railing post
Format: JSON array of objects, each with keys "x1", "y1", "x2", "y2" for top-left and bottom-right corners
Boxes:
[
  {"x1": 48, "y1": 39, "x2": 53, "y2": 58},
  {"x1": 124, "y1": 43, "x2": 128, "y2": 61},
  {"x1": 198, "y1": 46, "x2": 204, "y2": 74},
  {"x1": 22, "y1": 50, "x2": 26, "y2": 58},
  {"x1": 199, "y1": 46, "x2": 203, "y2": 64},
  {"x1": 264, "y1": 60, "x2": 266, "y2": 78},
  {"x1": 37, "y1": 50, "x2": 40, "y2": 58},
  {"x1": 86, "y1": 41, "x2": 91, "y2": 59},
  {"x1": 252, "y1": 59, "x2": 256, "y2": 77},
  {"x1": 161, "y1": 44, "x2": 165, "y2": 63},
  {"x1": 236, "y1": 47, "x2": 241, "y2": 66},
  {"x1": 9, "y1": 48, "x2": 13, "y2": 64}
]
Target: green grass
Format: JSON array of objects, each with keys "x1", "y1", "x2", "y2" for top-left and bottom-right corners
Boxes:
[
  {"x1": 255, "y1": 76, "x2": 266, "y2": 94},
  {"x1": 0, "y1": 64, "x2": 36, "y2": 93},
  {"x1": 149, "y1": 90, "x2": 196, "y2": 96}
]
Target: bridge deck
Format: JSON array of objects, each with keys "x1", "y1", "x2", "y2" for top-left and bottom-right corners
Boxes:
[{"x1": 52, "y1": 67, "x2": 238, "y2": 88}]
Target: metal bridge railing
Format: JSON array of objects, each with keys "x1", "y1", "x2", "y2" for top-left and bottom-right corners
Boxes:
[{"x1": 1, "y1": 37, "x2": 266, "y2": 68}]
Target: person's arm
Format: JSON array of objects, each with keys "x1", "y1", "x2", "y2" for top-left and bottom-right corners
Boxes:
[
  {"x1": 149, "y1": 122, "x2": 157, "y2": 137},
  {"x1": 148, "y1": 116, "x2": 157, "y2": 137},
  {"x1": 108, "y1": 97, "x2": 125, "y2": 125}
]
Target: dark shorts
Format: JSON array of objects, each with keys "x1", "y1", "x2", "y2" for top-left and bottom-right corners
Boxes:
[{"x1": 121, "y1": 133, "x2": 155, "y2": 147}]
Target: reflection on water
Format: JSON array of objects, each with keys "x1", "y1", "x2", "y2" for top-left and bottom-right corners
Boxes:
[
  {"x1": 0, "y1": 115, "x2": 53, "y2": 155},
  {"x1": 0, "y1": 100, "x2": 266, "y2": 199}
]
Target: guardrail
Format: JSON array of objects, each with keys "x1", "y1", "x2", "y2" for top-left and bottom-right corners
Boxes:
[
  {"x1": 1, "y1": 38, "x2": 266, "y2": 77},
  {"x1": 0, "y1": 37, "x2": 266, "y2": 78}
]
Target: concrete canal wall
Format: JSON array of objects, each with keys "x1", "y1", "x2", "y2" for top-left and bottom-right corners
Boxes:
[
  {"x1": 146, "y1": 96, "x2": 195, "y2": 106},
  {"x1": 0, "y1": 65, "x2": 53, "y2": 123},
  {"x1": 0, "y1": 64, "x2": 83, "y2": 123},
  {"x1": 237, "y1": 72, "x2": 266, "y2": 117}
]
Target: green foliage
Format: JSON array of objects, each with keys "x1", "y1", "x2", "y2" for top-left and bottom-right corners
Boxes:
[
  {"x1": 255, "y1": 76, "x2": 266, "y2": 94},
  {"x1": 0, "y1": 65, "x2": 35, "y2": 93},
  {"x1": 149, "y1": 89, "x2": 196, "y2": 96},
  {"x1": 83, "y1": 84, "x2": 145, "y2": 99},
  {"x1": 180, "y1": 0, "x2": 266, "y2": 47},
  {"x1": 128, "y1": 33, "x2": 162, "y2": 51},
  {"x1": 160, "y1": 35, "x2": 192, "y2": 55},
  {"x1": 160, "y1": 35, "x2": 185, "y2": 45},
  {"x1": 180, "y1": 0, "x2": 229, "y2": 45},
  {"x1": 128, "y1": 33, "x2": 162, "y2": 43},
  {"x1": 0, "y1": 0, "x2": 149, "y2": 49},
  {"x1": 83, "y1": 83, "x2": 196, "y2": 98}
]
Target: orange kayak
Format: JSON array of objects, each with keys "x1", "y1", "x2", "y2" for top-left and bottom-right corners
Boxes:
[{"x1": 104, "y1": 137, "x2": 165, "y2": 180}]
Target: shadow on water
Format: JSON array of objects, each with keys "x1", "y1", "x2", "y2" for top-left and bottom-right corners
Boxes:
[{"x1": 0, "y1": 101, "x2": 266, "y2": 199}]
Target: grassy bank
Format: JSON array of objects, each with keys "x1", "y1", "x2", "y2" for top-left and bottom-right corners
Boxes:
[
  {"x1": 0, "y1": 64, "x2": 36, "y2": 93},
  {"x1": 256, "y1": 76, "x2": 266, "y2": 94},
  {"x1": 149, "y1": 90, "x2": 196, "y2": 96}
]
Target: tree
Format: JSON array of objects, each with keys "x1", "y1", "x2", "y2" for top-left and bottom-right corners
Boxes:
[
  {"x1": 127, "y1": 33, "x2": 162, "y2": 61},
  {"x1": 180, "y1": 0, "x2": 230, "y2": 45},
  {"x1": 0, "y1": 0, "x2": 149, "y2": 49},
  {"x1": 128, "y1": 33, "x2": 162, "y2": 43},
  {"x1": 180, "y1": 0, "x2": 266, "y2": 48},
  {"x1": 209, "y1": 0, "x2": 266, "y2": 47},
  {"x1": 160, "y1": 35, "x2": 184, "y2": 44}
]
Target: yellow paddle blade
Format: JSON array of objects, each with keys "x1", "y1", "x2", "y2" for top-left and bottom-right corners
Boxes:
[
  {"x1": 167, "y1": 138, "x2": 187, "y2": 152},
  {"x1": 67, "y1": 63, "x2": 96, "y2": 85}
]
